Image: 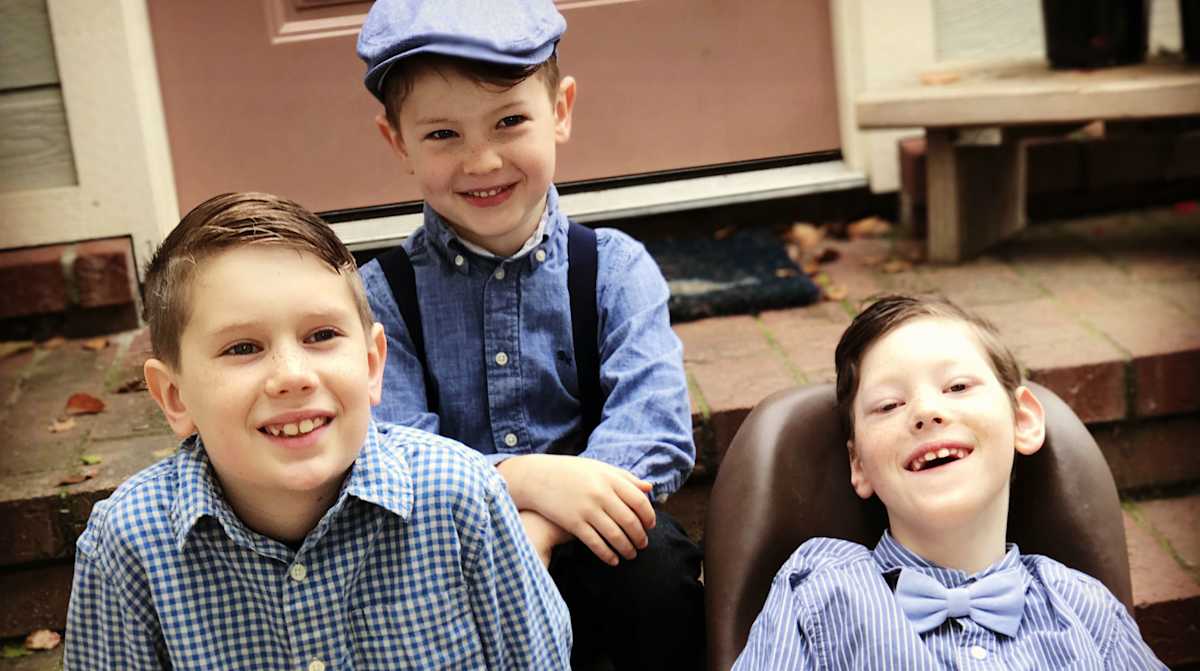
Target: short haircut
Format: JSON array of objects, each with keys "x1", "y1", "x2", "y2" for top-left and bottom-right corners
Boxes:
[
  {"x1": 143, "y1": 192, "x2": 373, "y2": 370},
  {"x1": 381, "y1": 52, "x2": 561, "y2": 129},
  {"x1": 834, "y1": 294, "x2": 1023, "y2": 442}
]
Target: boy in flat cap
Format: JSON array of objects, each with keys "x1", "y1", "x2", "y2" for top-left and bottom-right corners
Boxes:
[{"x1": 356, "y1": 1, "x2": 704, "y2": 667}]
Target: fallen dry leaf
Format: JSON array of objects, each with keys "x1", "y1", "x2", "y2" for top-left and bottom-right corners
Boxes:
[
  {"x1": 65, "y1": 392, "x2": 106, "y2": 416},
  {"x1": 39, "y1": 336, "x2": 67, "y2": 351},
  {"x1": 48, "y1": 417, "x2": 76, "y2": 434},
  {"x1": 81, "y1": 337, "x2": 109, "y2": 351},
  {"x1": 774, "y1": 267, "x2": 799, "y2": 278},
  {"x1": 812, "y1": 272, "x2": 832, "y2": 288},
  {"x1": 824, "y1": 284, "x2": 849, "y2": 301},
  {"x1": 882, "y1": 258, "x2": 913, "y2": 274},
  {"x1": 116, "y1": 377, "x2": 149, "y2": 394},
  {"x1": 783, "y1": 222, "x2": 824, "y2": 250},
  {"x1": 81, "y1": 454, "x2": 103, "y2": 466},
  {"x1": 847, "y1": 216, "x2": 893, "y2": 240},
  {"x1": 919, "y1": 70, "x2": 960, "y2": 85},
  {"x1": 58, "y1": 472, "x2": 91, "y2": 486},
  {"x1": 0, "y1": 341, "x2": 34, "y2": 360},
  {"x1": 152, "y1": 447, "x2": 177, "y2": 459},
  {"x1": 24, "y1": 629, "x2": 61, "y2": 651},
  {"x1": 712, "y1": 225, "x2": 736, "y2": 241}
]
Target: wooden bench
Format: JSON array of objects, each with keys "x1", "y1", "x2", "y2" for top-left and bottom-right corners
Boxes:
[{"x1": 856, "y1": 57, "x2": 1200, "y2": 262}]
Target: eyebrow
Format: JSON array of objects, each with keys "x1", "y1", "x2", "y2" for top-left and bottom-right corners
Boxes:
[
  {"x1": 414, "y1": 101, "x2": 526, "y2": 127},
  {"x1": 203, "y1": 308, "x2": 354, "y2": 339}
]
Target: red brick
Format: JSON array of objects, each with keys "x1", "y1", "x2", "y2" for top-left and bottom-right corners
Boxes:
[
  {"x1": 0, "y1": 245, "x2": 68, "y2": 318},
  {"x1": 816, "y1": 238, "x2": 889, "y2": 307},
  {"x1": 662, "y1": 479, "x2": 711, "y2": 543},
  {"x1": 73, "y1": 238, "x2": 138, "y2": 308},
  {"x1": 1133, "y1": 349, "x2": 1200, "y2": 417},
  {"x1": 0, "y1": 561, "x2": 73, "y2": 638},
  {"x1": 881, "y1": 257, "x2": 1043, "y2": 308},
  {"x1": 1074, "y1": 296, "x2": 1200, "y2": 418},
  {"x1": 974, "y1": 299, "x2": 1129, "y2": 423},
  {"x1": 898, "y1": 136, "x2": 926, "y2": 205},
  {"x1": 1124, "y1": 510, "x2": 1200, "y2": 666},
  {"x1": 1138, "y1": 496, "x2": 1200, "y2": 576},
  {"x1": 758, "y1": 302, "x2": 850, "y2": 382},
  {"x1": 1094, "y1": 415, "x2": 1200, "y2": 491},
  {"x1": 676, "y1": 316, "x2": 795, "y2": 461}
]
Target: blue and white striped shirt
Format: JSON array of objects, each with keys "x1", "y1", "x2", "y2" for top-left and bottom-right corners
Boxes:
[
  {"x1": 65, "y1": 421, "x2": 571, "y2": 670},
  {"x1": 734, "y1": 532, "x2": 1165, "y2": 670}
]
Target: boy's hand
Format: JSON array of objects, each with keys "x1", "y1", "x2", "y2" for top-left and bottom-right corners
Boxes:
[
  {"x1": 518, "y1": 510, "x2": 571, "y2": 567},
  {"x1": 498, "y1": 454, "x2": 656, "y2": 566}
]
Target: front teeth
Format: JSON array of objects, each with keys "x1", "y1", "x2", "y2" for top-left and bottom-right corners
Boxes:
[
  {"x1": 266, "y1": 416, "x2": 326, "y2": 437},
  {"x1": 467, "y1": 187, "x2": 504, "y2": 198},
  {"x1": 909, "y1": 447, "x2": 969, "y2": 471}
]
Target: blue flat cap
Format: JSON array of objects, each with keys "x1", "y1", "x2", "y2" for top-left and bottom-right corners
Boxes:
[{"x1": 357, "y1": 0, "x2": 566, "y2": 101}]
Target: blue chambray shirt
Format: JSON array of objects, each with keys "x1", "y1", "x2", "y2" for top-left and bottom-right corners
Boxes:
[
  {"x1": 360, "y1": 184, "x2": 694, "y2": 499},
  {"x1": 65, "y1": 421, "x2": 572, "y2": 670},
  {"x1": 734, "y1": 532, "x2": 1166, "y2": 670}
]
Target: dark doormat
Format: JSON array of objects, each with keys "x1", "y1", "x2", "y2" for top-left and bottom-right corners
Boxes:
[{"x1": 643, "y1": 230, "x2": 821, "y2": 323}]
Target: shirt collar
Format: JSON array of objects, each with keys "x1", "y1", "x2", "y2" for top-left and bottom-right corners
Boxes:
[
  {"x1": 170, "y1": 420, "x2": 413, "y2": 551},
  {"x1": 421, "y1": 184, "x2": 566, "y2": 272},
  {"x1": 872, "y1": 529, "x2": 1026, "y2": 588}
]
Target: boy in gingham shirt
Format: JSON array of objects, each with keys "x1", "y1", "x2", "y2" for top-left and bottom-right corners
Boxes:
[
  {"x1": 64, "y1": 192, "x2": 570, "y2": 669},
  {"x1": 355, "y1": 0, "x2": 704, "y2": 667},
  {"x1": 734, "y1": 295, "x2": 1164, "y2": 670}
]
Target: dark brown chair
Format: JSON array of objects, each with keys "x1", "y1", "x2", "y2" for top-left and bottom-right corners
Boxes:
[{"x1": 703, "y1": 382, "x2": 1130, "y2": 671}]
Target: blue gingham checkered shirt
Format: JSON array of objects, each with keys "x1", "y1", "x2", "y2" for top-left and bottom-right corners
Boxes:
[
  {"x1": 65, "y1": 421, "x2": 571, "y2": 670},
  {"x1": 734, "y1": 533, "x2": 1165, "y2": 670},
  {"x1": 360, "y1": 184, "x2": 694, "y2": 501}
]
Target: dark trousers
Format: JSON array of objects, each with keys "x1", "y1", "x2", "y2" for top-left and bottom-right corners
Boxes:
[{"x1": 548, "y1": 506, "x2": 706, "y2": 670}]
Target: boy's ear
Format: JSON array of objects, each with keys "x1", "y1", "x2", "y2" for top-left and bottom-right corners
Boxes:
[
  {"x1": 144, "y1": 358, "x2": 197, "y2": 438},
  {"x1": 366, "y1": 322, "x2": 387, "y2": 406},
  {"x1": 553, "y1": 76, "x2": 577, "y2": 144},
  {"x1": 374, "y1": 113, "x2": 413, "y2": 173},
  {"x1": 1012, "y1": 385, "x2": 1046, "y2": 456},
  {"x1": 847, "y1": 440, "x2": 875, "y2": 500}
]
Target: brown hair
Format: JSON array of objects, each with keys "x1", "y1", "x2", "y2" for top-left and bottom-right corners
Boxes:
[
  {"x1": 381, "y1": 52, "x2": 561, "y2": 129},
  {"x1": 834, "y1": 294, "x2": 1023, "y2": 442},
  {"x1": 143, "y1": 192, "x2": 373, "y2": 369}
]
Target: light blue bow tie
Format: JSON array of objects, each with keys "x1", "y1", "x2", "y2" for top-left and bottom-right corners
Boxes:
[{"x1": 895, "y1": 567, "x2": 1026, "y2": 637}]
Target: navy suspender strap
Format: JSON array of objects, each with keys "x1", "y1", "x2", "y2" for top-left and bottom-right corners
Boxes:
[
  {"x1": 566, "y1": 221, "x2": 602, "y2": 436},
  {"x1": 376, "y1": 221, "x2": 603, "y2": 440},
  {"x1": 377, "y1": 246, "x2": 442, "y2": 415}
]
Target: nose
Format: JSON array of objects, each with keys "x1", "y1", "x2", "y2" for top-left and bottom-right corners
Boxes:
[
  {"x1": 909, "y1": 394, "x2": 945, "y2": 432},
  {"x1": 462, "y1": 142, "x2": 502, "y2": 175},
  {"x1": 265, "y1": 346, "x2": 317, "y2": 398}
]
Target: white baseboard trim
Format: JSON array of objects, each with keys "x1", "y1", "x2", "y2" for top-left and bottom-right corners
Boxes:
[{"x1": 336, "y1": 160, "x2": 867, "y2": 252}]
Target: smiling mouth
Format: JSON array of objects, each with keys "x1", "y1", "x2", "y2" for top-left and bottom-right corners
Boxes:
[
  {"x1": 460, "y1": 183, "x2": 515, "y2": 200},
  {"x1": 258, "y1": 416, "x2": 330, "y2": 437},
  {"x1": 906, "y1": 445, "x2": 973, "y2": 472}
]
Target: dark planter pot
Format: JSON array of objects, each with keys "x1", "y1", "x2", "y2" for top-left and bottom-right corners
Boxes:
[
  {"x1": 1182, "y1": 0, "x2": 1200, "y2": 63},
  {"x1": 1041, "y1": 0, "x2": 1150, "y2": 68}
]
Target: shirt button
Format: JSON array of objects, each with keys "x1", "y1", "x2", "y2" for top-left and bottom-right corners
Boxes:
[
  {"x1": 504, "y1": 433, "x2": 518, "y2": 447},
  {"x1": 494, "y1": 268, "x2": 506, "y2": 280},
  {"x1": 454, "y1": 254, "x2": 465, "y2": 267},
  {"x1": 495, "y1": 351, "x2": 509, "y2": 366},
  {"x1": 308, "y1": 660, "x2": 326, "y2": 671},
  {"x1": 534, "y1": 249, "x2": 546, "y2": 263},
  {"x1": 289, "y1": 563, "x2": 307, "y2": 582},
  {"x1": 969, "y1": 645, "x2": 987, "y2": 660}
]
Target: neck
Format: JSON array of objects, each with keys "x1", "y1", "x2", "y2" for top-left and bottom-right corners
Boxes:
[
  {"x1": 220, "y1": 474, "x2": 345, "y2": 545},
  {"x1": 889, "y1": 491, "x2": 1010, "y2": 574}
]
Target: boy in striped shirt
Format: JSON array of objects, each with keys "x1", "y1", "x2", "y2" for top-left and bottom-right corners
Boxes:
[{"x1": 735, "y1": 294, "x2": 1163, "y2": 670}]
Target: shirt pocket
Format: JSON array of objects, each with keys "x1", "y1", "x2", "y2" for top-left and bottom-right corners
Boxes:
[{"x1": 350, "y1": 587, "x2": 484, "y2": 670}]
